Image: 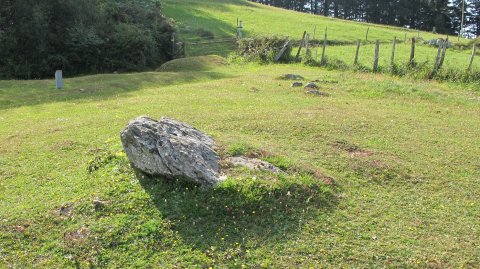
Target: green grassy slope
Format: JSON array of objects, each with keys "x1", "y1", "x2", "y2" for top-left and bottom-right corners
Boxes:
[
  {"x1": 1, "y1": 58, "x2": 479, "y2": 267},
  {"x1": 164, "y1": 0, "x2": 478, "y2": 75},
  {"x1": 164, "y1": 0, "x2": 463, "y2": 43}
]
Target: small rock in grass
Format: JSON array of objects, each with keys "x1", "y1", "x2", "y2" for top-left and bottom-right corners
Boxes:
[
  {"x1": 306, "y1": 90, "x2": 330, "y2": 97},
  {"x1": 227, "y1": 156, "x2": 283, "y2": 173},
  {"x1": 282, "y1": 74, "x2": 304, "y2": 80},
  {"x1": 93, "y1": 199, "x2": 108, "y2": 212},
  {"x1": 304, "y1": 83, "x2": 319, "y2": 90},
  {"x1": 55, "y1": 203, "x2": 74, "y2": 217},
  {"x1": 291, "y1": 82, "x2": 303, "y2": 87}
]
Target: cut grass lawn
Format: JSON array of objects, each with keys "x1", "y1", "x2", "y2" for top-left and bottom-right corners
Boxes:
[{"x1": 1, "y1": 56, "x2": 479, "y2": 268}]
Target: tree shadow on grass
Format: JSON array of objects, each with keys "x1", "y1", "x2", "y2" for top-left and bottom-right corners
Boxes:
[
  {"x1": 164, "y1": 0, "x2": 257, "y2": 41},
  {"x1": 0, "y1": 71, "x2": 233, "y2": 110},
  {"x1": 138, "y1": 172, "x2": 339, "y2": 251}
]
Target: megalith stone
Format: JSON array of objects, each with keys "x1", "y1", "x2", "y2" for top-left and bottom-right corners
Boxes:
[{"x1": 120, "y1": 116, "x2": 221, "y2": 188}]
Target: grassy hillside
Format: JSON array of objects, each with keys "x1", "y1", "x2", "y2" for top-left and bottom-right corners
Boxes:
[
  {"x1": 163, "y1": 0, "x2": 478, "y2": 77},
  {"x1": 163, "y1": 0, "x2": 458, "y2": 43},
  {"x1": 1, "y1": 57, "x2": 480, "y2": 267}
]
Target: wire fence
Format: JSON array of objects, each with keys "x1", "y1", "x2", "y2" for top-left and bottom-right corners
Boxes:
[
  {"x1": 172, "y1": 24, "x2": 478, "y2": 79},
  {"x1": 184, "y1": 38, "x2": 237, "y2": 57}
]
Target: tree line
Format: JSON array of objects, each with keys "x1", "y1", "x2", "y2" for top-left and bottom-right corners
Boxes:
[
  {"x1": 250, "y1": 0, "x2": 480, "y2": 37},
  {"x1": 0, "y1": 0, "x2": 175, "y2": 79}
]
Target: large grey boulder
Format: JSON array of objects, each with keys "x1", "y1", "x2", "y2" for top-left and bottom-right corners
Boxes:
[{"x1": 120, "y1": 116, "x2": 221, "y2": 188}]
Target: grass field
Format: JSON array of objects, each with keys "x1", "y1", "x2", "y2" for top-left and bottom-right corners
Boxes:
[
  {"x1": 163, "y1": 0, "x2": 461, "y2": 43},
  {"x1": 1, "y1": 0, "x2": 479, "y2": 267},
  {"x1": 164, "y1": 0, "x2": 478, "y2": 79},
  {"x1": 1, "y1": 57, "x2": 480, "y2": 268}
]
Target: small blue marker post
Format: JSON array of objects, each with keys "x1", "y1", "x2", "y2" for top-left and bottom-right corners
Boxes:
[{"x1": 55, "y1": 70, "x2": 63, "y2": 89}]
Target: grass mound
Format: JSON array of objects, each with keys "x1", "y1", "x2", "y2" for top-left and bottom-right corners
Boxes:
[{"x1": 157, "y1": 55, "x2": 228, "y2": 72}]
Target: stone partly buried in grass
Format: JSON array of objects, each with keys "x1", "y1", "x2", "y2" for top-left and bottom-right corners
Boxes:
[
  {"x1": 281, "y1": 74, "x2": 304, "y2": 80},
  {"x1": 291, "y1": 82, "x2": 303, "y2": 87},
  {"x1": 304, "y1": 82, "x2": 320, "y2": 90},
  {"x1": 306, "y1": 90, "x2": 330, "y2": 96},
  {"x1": 120, "y1": 116, "x2": 221, "y2": 188},
  {"x1": 226, "y1": 156, "x2": 283, "y2": 174}
]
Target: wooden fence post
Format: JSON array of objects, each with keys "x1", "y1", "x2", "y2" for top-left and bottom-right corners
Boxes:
[
  {"x1": 295, "y1": 31, "x2": 307, "y2": 61},
  {"x1": 467, "y1": 44, "x2": 476, "y2": 71},
  {"x1": 305, "y1": 34, "x2": 311, "y2": 58},
  {"x1": 391, "y1": 37, "x2": 396, "y2": 68},
  {"x1": 409, "y1": 37, "x2": 415, "y2": 66},
  {"x1": 366, "y1": 27, "x2": 370, "y2": 41},
  {"x1": 434, "y1": 40, "x2": 443, "y2": 71},
  {"x1": 274, "y1": 40, "x2": 291, "y2": 62},
  {"x1": 354, "y1": 39, "x2": 361, "y2": 65},
  {"x1": 438, "y1": 37, "x2": 448, "y2": 69},
  {"x1": 321, "y1": 27, "x2": 327, "y2": 65},
  {"x1": 236, "y1": 18, "x2": 239, "y2": 38},
  {"x1": 373, "y1": 39, "x2": 380, "y2": 72},
  {"x1": 238, "y1": 20, "x2": 243, "y2": 38}
]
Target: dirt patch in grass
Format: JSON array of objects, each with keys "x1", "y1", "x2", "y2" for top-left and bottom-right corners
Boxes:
[
  {"x1": 12, "y1": 224, "x2": 30, "y2": 233},
  {"x1": 49, "y1": 140, "x2": 81, "y2": 151},
  {"x1": 349, "y1": 157, "x2": 412, "y2": 184},
  {"x1": 0, "y1": 169, "x2": 16, "y2": 180},
  {"x1": 53, "y1": 203, "x2": 74, "y2": 218},
  {"x1": 76, "y1": 87, "x2": 102, "y2": 94},
  {"x1": 332, "y1": 140, "x2": 373, "y2": 158},
  {"x1": 63, "y1": 226, "x2": 90, "y2": 247}
]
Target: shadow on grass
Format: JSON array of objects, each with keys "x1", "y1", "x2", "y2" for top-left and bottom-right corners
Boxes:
[
  {"x1": 137, "y1": 172, "x2": 339, "y2": 251},
  {"x1": 0, "y1": 71, "x2": 233, "y2": 110},
  {"x1": 164, "y1": 0, "x2": 256, "y2": 41}
]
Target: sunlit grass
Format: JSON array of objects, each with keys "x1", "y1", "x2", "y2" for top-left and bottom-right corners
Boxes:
[{"x1": 1, "y1": 58, "x2": 479, "y2": 267}]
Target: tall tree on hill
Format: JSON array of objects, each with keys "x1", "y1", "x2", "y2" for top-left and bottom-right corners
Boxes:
[{"x1": 471, "y1": 0, "x2": 480, "y2": 36}]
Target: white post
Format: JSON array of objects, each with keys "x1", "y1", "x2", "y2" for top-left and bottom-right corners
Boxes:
[{"x1": 55, "y1": 70, "x2": 63, "y2": 89}]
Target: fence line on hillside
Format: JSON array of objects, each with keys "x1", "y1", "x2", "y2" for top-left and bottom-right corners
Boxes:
[
  {"x1": 295, "y1": 29, "x2": 477, "y2": 75},
  {"x1": 172, "y1": 21, "x2": 477, "y2": 76}
]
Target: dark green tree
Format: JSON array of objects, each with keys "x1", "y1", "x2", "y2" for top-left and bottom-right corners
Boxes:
[{"x1": 0, "y1": 0, "x2": 175, "y2": 79}]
